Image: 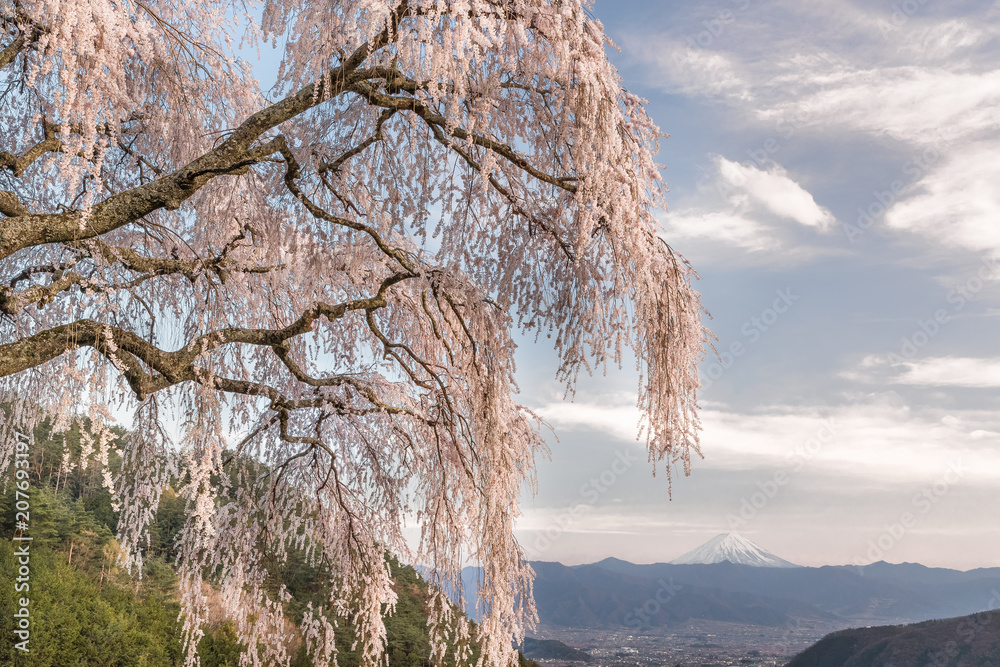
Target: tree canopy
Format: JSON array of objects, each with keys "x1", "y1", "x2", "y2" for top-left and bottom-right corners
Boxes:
[
  {"x1": 0, "y1": 0, "x2": 708, "y2": 664},
  {"x1": 0, "y1": 417, "x2": 542, "y2": 666}
]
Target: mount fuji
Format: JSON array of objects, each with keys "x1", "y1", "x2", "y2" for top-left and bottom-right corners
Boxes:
[{"x1": 670, "y1": 532, "x2": 800, "y2": 568}]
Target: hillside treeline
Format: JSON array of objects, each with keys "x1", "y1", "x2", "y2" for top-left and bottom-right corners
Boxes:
[{"x1": 0, "y1": 414, "x2": 538, "y2": 667}]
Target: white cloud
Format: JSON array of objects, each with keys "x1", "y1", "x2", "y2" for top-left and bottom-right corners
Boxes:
[
  {"x1": 716, "y1": 157, "x2": 835, "y2": 228},
  {"x1": 851, "y1": 354, "x2": 1000, "y2": 388},
  {"x1": 662, "y1": 210, "x2": 770, "y2": 252},
  {"x1": 757, "y1": 67, "x2": 1000, "y2": 148},
  {"x1": 892, "y1": 356, "x2": 1000, "y2": 388},
  {"x1": 884, "y1": 142, "x2": 1000, "y2": 252},
  {"x1": 631, "y1": 5, "x2": 1000, "y2": 149},
  {"x1": 658, "y1": 155, "x2": 838, "y2": 264},
  {"x1": 646, "y1": 43, "x2": 752, "y2": 100},
  {"x1": 534, "y1": 395, "x2": 1000, "y2": 483},
  {"x1": 536, "y1": 400, "x2": 645, "y2": 444},
  {"x1": 904, "y1": 19, "x2": 993, "y2": 60},
  {"x1": 625, "y1": 2, "x2": 1000, "y2": 256}
]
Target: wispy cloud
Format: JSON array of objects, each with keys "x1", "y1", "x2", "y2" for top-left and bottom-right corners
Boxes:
[
  {"x1": 661, "y1": 210, "x2": 770, "y2": 252},
  {"x1": 629, "y1": 6, "x2": 1000, "y2": 147},
  {"x1": 756, "y1": 67, "x2": 1000, "y2": 147},
  {"x1": 659, "y1": 156, "x2": 838, "y2": 262},
  {"x1": 534, "y1": 395, "x2": 1000, "y2": 482},
  {"x1": 856, "y1": 355, "x2": 1000, "y2": 388},
  {"x1": 885, "y1": 142, "x2": 1000, "y2": 252},
  {"x1": 626, "y1": 0, "x2": 1000, "y2": 254}
]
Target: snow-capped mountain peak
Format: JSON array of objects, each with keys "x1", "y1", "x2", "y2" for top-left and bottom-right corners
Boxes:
[{"x1": 670, "y1": 533, "x2": 799, "y2": 568}]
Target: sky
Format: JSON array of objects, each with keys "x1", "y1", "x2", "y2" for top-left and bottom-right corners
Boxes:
[{"x1": 510, "y1": 0, "x2": 1000, "y2": 571}]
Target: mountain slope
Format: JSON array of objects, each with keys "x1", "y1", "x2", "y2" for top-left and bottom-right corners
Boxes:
[
  {"x1": 525, "y1": 561, "x2": 835, "y2": 629},
  {"x1": 0, "y1": 414, "x2": 540, "y2": 667},
  {"x1": 786, "y1": 610, "x2": 1000, "y2": 667},
  {"x1": 670, "y1": 533, "x2": 799, "y2": 568},
  {"x1": 590, "y1": 559, "x2": 1000, "y2": 623},
  {"x1": 520, "y1": 638, "x2": 593, "y2": 663},
  {"x1": 459, "y1": 557, "x2": 1000, "y2": 632}
]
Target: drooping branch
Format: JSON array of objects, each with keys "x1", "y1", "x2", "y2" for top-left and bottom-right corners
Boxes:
[
  {"x1": 0, "y1": 268, "x2": 412, "y2": 394},
  {"x1": 0, "y1": 2, "x2": 579, "y2": 272},
  {"x1": 0, "y1": 2, "x2": 702, "y2": 665},
  {"x1": 0, "y1": 4, "x2": 414, "y2": 260},
  {"x1": 0, "y1": 119, "x2": 65, "y2": 177},
  {"x1": 0, "y1": 130, "x2": 291, "y2": 260},
  {"x1": 318, "y1": 108, "x2": 396, "y2": 175},
  {"x1": 421, "y1": 114, "x2": 577, "y2": 260},
  {"x1": 0, "y1": 234, "x2": 284, "y2": 314},
  {"x1": 347, "y1": 73, "x2": 580, "y2": 194},
  {"x1": 0, "y1": 6, "x2": 32, "y2": 70},
  {"x1": 273, "y1": 134, "x2": 420, "y2": 272},
  {"x1": 270, "y1": 343, "x2": 410, "y2": 418}
]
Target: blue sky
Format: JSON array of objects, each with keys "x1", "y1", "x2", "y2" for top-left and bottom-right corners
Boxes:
[{"x1": 512, "y1": 0, "x2": 1000, "y2": 570}]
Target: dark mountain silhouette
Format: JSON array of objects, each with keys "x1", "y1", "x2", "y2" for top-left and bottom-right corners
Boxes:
[
  {"x1": 463, "y1": 561, "x2": 835, "y2": 629},
  {"x1": 585, "y1": 559, "x2": 1000, "y2": 622},
  {"x1": 519, "y1": 637, "x2": 593, "y2": 662},
  {"x1": 786, "y1": 610, "x2": 1000, "y2": 667},
  {"x1": 461, "y1": 558, "x2": 1000, "y2": 631}
]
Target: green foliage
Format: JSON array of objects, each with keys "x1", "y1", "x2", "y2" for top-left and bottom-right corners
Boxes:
[
  {"x1": 0, "y1": 539, "x2": 181, "y2": 666},
  {"x1": 384, "y1": 563, "x2": 434, "y2": 666},
  {"x1": 197, "y1": 622, "x2": 245, "y2": 667},
  {"x1": 0, "y1": 417, "x2": 538, "y2": 666},
  {"x1": 787, "y1": 611, "x2": 1000, "y2": 667},
  {"x1": 146, "y1": 486, "x2": 186, "y2": 563}
]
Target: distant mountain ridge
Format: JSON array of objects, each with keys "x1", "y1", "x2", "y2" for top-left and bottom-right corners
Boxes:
[
  {"x1": 670, "y1": 532, "x2": 799, "y2": 568},
  {"x1": 584, "y1": 559, "x2": 1000, "y2": 624},
  {"x1": 461, "y1": 557, "x2": 1000, "y2": 632},
  {"x1": 527, "y1": 560, "x2": 835, "y2": 629}
]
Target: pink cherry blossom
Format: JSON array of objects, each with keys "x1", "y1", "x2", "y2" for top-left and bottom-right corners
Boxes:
[{"x1": 0, "y1": 1, "x2": 709, "y2": 664}]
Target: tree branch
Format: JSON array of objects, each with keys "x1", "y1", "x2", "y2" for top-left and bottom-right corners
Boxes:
[
  {"x1": 0, "y1": 236, "x2": 283, "y2": 315},
  {"x1": 0, "y1": 271, "x2": 411, "y2": 397},
  {"x1": 273, "y1": 135, "x2": 419, "y2": 272},
  {"x1": 0, "y1": 190, "x2": 29, "y2": 217},
  {"x1": 0, "y1": 5, "x2": 35, "y2": 71},
  {"x1": 0, "y1": 119, "x2": 64, "y2": 178},
  {"x1": 0, "y1": 3, "x2": 415, "y2": 260},
  {"x1": 0, "y1": 31, "x2": 24, "y2": 69},
  {"x1": 347, "y1": 74, "x2": 579, "y2": 194}
]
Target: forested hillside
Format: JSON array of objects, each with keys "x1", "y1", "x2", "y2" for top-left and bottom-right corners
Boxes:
[
  {"x1": 0, "y1": 415, "x2": 538, "y2": 666},
  {"x1": 786, "y1": 611, "x2": 1000, "y2": 667}
]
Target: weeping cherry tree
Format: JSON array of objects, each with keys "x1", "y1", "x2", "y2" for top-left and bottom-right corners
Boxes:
[{"x1": 0, "y1": 0, "x2": 708, "y2": 664}]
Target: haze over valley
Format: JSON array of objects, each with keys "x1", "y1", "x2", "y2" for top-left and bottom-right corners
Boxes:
[{"x1": 491, "y1": 534, "x2": 1000, "y2": 665}]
